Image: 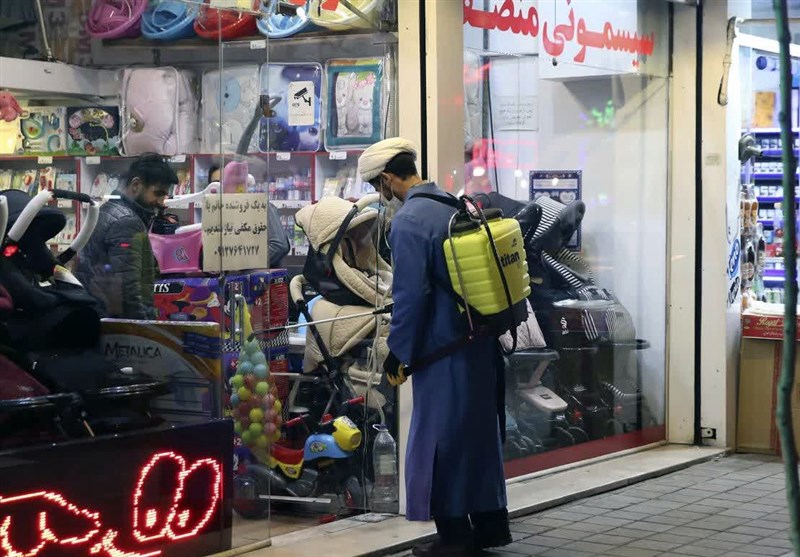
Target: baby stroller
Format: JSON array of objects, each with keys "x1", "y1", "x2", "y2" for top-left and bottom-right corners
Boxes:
[
  {"x1": 0, "y1": 188, "x2": 169, "y2": 436},
  {"x1": 291, "y1": 194, "x2": 393, "y2": 505},
  {"x1": 293, "y1": 193, "x2": 393, "y2": 421},
  {"x1": 479, "y1": 192, "x2": 652, "y2": 441},
  {"x1": 0, "y1": 196, "x2": 86, "y2": 447}
]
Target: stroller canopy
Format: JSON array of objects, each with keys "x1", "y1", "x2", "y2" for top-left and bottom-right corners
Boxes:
[{"x1": 295, "y1": 195, "x2": 392, "y2": 307}]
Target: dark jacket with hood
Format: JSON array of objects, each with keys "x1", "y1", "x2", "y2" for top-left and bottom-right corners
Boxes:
[{"x1": 75, "y1": 190, "x2": 159, "y2": 320}]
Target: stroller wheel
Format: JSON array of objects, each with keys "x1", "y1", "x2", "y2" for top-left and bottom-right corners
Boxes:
[
  {"x1": 233, "y1": 473, "x2": 269, "y2": 519},
  {"x1": 568, "y1": 426, "x2": 589, "y2": 444},
  {"x1": 554, "y1": 427, "x2": 576, "y2": 447},
  {"x1": 341, "y1": 475, "x2": 366, "y2": 512}
]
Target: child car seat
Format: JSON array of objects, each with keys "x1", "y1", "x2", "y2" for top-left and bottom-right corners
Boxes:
[{"x1": 86, "y1": 0, "x2": 148, "y2": 39}]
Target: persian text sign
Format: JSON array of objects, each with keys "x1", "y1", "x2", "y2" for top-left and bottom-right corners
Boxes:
[
  {"x1": 464, "y1": 0, "x2": 658, "y2": 78},
  {"x1": 202, "y1": 194, "x2": 269, "y2": 273}
]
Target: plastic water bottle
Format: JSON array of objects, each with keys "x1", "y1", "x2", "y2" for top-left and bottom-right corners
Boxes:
[{"x1": 372, "y1": 424, "x2": 398, "y2": 513}]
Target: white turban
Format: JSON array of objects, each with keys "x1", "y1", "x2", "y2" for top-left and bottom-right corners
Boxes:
[{"x1": 357, "y1": 138, "x2": 418, "y2": 182}]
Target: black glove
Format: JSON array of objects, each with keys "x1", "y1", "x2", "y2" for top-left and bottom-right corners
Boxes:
[{"x1": 383, "y1": 351, "x2": 408, "y2": 387}]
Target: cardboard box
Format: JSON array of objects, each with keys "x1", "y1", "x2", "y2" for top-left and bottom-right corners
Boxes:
[
  {"x1": 67, "y1": 106, "x2": 121, "y2": 155},
  {"x1": 100, "y1": 319, "x2": 222, "y2": 423},
  {"x1": 742, "y1": 312, "x2": 800, "y2": 341},
  {"x1": 737, "y1": 333, "x2": 800, "y2": 455}
]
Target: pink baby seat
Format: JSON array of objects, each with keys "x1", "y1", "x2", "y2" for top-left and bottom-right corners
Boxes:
[
  {"x1": 150, "y1": 161, "x2": 256, "y2": 275},
  {"x1": 150, "y1": 184, "x2": 217, "y2": 275},
  {"x1": 86, "y1": 0, "x2": 148, "y2": 39}
]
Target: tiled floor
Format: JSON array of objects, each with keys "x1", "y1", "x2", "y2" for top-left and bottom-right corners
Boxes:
[{"x1": 392, "y1": 454, "x2": 796, "y2": 557}]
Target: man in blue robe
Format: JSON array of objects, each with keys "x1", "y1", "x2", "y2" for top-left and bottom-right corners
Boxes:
[{"x1": 358, "y1": 139, "x2": 511, "y2": 557}]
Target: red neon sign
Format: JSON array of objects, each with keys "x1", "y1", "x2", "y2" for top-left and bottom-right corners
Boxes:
[
  {"x1": 0, "y1": 452, "x2": 222, "y2": 557},
  {"x1": 463, "y1": 0, "x2": 656, "y2": 66}
]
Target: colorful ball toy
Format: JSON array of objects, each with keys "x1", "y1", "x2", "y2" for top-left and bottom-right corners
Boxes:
[{"x1": 229, "y1": 339, "x2": 283, "y2": 450}]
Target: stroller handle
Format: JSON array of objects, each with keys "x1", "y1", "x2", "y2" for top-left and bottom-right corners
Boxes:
[
  {"x1": 289, "y1": 274, "x2": 307, "y2": 306},
  {"x1": 164, "y1": 183, "x2": 219, "y2": 209},
  {"x1": 7, "y1": 190, "x2": 99, "y2": 264},
  {"x1": 0, "y1": 197, "x2": 7, "y2": 246},
  {"x1": 355, "y1": 192, "x2": 380, "y2": 212}
]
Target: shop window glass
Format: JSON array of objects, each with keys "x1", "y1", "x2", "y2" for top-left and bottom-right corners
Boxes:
[
  {"x1": 463, "y1": 0, "x2": 669, "y2": 478},
  {"x1": 0, "y1": 0, "x2": 400, "y2": 555}
]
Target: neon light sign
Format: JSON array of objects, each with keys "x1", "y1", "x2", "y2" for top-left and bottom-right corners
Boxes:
[{"x1": 0, "y1": 452, "x2": 223, "y2": 557}]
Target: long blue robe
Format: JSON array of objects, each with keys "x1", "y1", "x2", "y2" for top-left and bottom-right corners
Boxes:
[{"x1": 388, "y1": 183, "x2": 507, "y2": 521}]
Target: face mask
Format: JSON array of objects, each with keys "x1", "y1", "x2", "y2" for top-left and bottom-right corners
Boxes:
[{"x1": 384, "y1": 197, "x2": 403, "y2": 220}]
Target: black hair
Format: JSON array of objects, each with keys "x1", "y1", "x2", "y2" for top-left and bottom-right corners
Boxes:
[
  {"x1": 126, "y1": 153, "x2": 179, "y2": 188},
  {"x1": 384, "y1": 152, "x2": 418, "y2": 180},
  {"x1": 208, "y1": 165, "x2": 220, "y2": 184},
  {"x1": 369, "y1": 152, "x2": 418, "y2": 186}
]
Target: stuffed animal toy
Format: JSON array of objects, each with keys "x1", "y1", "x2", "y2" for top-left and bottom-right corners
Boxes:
[{"x1": 0, "y1": 93, "x2": 24, "y2": 122}]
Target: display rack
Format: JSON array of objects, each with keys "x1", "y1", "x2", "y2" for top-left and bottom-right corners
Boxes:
[
  {"x1": 0, "y1": 149, "x2": 374, "y2": 261},
  {"x1": 748, "y1": 128, "x2": 800, "y2": 294}
]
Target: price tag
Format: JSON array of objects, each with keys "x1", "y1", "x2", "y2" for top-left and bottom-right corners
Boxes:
[
  {"x1": 170, "y1": 154, "x2": 186, "y2": 163},
  {"x1": 250, "y1": 39, "x2": 267, "y2": 50},
  {"x1": 329, "y1": 151, "x2": 347, "y2": 161},
  {"x1": 37, "y1": 156, "x2": 53, "y2": 165},
  {"x1": 276, "y1": 152, "x2": 291, "y2": 161},
  {"x1": 85, "y1": 156, "x2": 101, "y2": 165}
]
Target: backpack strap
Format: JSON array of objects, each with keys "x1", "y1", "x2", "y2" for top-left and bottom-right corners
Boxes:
[{"x1": 400, "y1": 192, "x2": 489, "y2": 372}]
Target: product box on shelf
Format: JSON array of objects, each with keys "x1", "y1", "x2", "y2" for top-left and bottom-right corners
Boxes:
[
  {"x1": 67, "y1": 106, "x2": 121, "y2": 155},
  {"x1": 153, "y1": 270, "x2": 289, "y2": 345},
  {"x1": 17, "y1": 107, "x2": 67, "y2": 155},
  {"x1": 741, "y1": 312, "x2": 800, "y2": 340},
  {"x1": 259, "y1": 63, "x2": 323, "y2": 152},
  {"x1": 99, "y1": 319, "x2": 223, "y2": 422}
]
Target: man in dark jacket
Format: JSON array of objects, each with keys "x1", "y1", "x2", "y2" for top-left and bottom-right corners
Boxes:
[{"x1": 76, "y1": 154, "x2": 177, "y2": 320}]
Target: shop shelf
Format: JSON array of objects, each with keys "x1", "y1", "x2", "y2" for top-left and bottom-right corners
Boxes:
[
  {"x1": 752, "y1": 128, "x2": 800, "y2": 134},
  {"x1": 757, "y1": 196, "x2": 800, "y2": 203},
  {"x1": 272, "y1": 199, "x2": 311, "y2": 209},
  {"x1": 90, "y1": 31, "x2": 397, "y2": 67},
  {"x1": 761, "y1": 149, "x2": 800, "y2": 157},
  {"x1": 758, "y1": 219, "x2": 775, "y2": 227},
  {"x1": 753, "y1": 173, "x2": 799, "y2": 180}
]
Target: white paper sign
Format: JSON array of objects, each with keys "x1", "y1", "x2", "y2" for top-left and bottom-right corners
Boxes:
[
  {"x1": 202, "y1": 194, "x2": 269, "y2": 273},
  {"x1": 494, "y1": 95, "x2": 538, "y2": 131},
  {"x1": 287, "y1": 81, "x2": 315, "y2": 127}
]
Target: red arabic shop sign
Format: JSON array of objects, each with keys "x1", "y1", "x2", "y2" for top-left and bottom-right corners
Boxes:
[{"x1": 464, "y1": 0, "x2": 656, "y2": 68}]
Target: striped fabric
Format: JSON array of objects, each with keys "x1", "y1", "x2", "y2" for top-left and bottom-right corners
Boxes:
[{"x1": 530, "y1": 196, "x2": 634, "y2": 343}]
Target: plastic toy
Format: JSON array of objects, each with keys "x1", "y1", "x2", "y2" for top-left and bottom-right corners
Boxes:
[
  {"x1": 194, "y1": 0, "x2": 259, "y2": 40},
  {"x1": 233, "y1": 396, "x2": 366, "y2": 518},
  {"x1": 18, "y1": 107, "x2": 67, "y2": 155},
  {"x1": 229, "y1": 339, "x2": 283, "y2": 454},
  {"x1": 141, "y1": 0, "x2": 199, "y2": 40},
  {"x1": 85, "y1": 0, "x2": 148, "y2": 39},
  {"x1": 308, "y1": 0, "x2": 380, "y2": 30},
  {"x1": 0, "y1": 92, "x2": 23, "y2": 123},
  {"x1": 67, "y1": 107, "x2": 120, "y2": 156}
]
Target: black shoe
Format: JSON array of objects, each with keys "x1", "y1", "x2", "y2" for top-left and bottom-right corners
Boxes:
[
  {"x1": 412, "y1": 539, "x2": 478, "y2": 557},
  {"x1": 474, "y1": 532, "x2": 512, "y2": 550}
]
